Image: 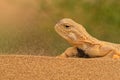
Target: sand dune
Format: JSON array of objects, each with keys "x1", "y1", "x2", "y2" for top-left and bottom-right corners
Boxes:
[{"x1": 0, "y1": 55, "x2": 120, "y2": 80}]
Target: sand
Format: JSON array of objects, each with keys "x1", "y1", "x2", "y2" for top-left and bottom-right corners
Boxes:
[{"x1": 0, "y1": 55, "x2": 120, "y2": 80}]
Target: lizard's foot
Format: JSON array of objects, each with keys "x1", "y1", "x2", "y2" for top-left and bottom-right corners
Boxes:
[
  {"x1": 112, "y1": 54, "x2": 120, "y2": 59},
  {"x1": 56, "y1": 47, "x2": 78, "y2": 58},
  {"x1": 56, "y1": 55, "x2": 66, "y2": 58},
  {"x1": 56, "y1": 56, "x2": 66, "y2": 58},
  {"x1": 56, "y1": 54, "x2": 68, "y2": 58}
]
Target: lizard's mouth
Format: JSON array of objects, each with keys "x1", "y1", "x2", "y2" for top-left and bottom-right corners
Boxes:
[
  {"x1": 55, "y1": 24, "x2": 71, "y2": 41},
  {"x1": 55, "y1": 26, "x2": 77, "y2": 43}
]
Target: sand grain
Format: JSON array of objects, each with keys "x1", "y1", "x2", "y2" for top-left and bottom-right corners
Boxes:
[{"x1": 0, "y1": 55, "x2": 120, "y2": 80}]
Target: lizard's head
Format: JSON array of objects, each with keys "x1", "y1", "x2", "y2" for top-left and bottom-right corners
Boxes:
[{"x1": 55, "y1": 18, "x2": 87, "y2": 44}]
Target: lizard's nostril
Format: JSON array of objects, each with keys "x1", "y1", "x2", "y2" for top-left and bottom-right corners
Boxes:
[
  {"x1": 56, "y1": 21, "x2": 62, "y2": 27},
  {"x1": 56, "y1": 20, "x2": 62, "y2": 24}
]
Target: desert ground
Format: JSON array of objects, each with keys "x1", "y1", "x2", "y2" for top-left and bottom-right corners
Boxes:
[{"x1": 0, "y1": 55, "x2": 120, "y2": 80}]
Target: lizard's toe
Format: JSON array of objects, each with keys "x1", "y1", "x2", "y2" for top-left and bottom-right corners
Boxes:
[
  {"x1": 56, "y1": 55, "x2": 68, "y2": 58},
  {"x1": 112, "y1": 54, "x2": 120, "y2": 59}
]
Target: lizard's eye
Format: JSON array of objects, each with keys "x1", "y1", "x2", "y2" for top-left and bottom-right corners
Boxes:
[{"x1": 65, "y1": 25, "x2": 70, "y2": 28}]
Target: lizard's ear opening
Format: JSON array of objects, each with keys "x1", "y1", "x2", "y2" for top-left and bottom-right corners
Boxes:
[{"x1": 68, "y1": 32, "x2": 77, "y2": 41}]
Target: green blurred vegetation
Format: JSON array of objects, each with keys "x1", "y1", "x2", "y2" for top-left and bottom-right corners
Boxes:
[{"x1": 0, "y1": 0, "x2": 120, "y2": 56}]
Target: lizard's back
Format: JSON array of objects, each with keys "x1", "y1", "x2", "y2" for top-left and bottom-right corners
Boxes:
[{"x1": 102, "y1": 41, "x2": 120, "y2": 51}]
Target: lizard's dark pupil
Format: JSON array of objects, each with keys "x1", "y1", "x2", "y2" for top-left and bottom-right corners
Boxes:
[{"x1": 65, "y1": 25, "x2": 70, "y2": 28}]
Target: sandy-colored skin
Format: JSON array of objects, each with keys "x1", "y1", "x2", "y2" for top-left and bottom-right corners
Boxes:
[{"x1": 55, "y1": 18, "x2": 120, "y2": 59}]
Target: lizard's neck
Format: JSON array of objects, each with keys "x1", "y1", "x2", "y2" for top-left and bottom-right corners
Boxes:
[
  {"x1": 69, "y1": 28, "x2": 101, "y2": 46},
  {"x1": 84, "y1": 32, "x2": 100, "y2": 43}
]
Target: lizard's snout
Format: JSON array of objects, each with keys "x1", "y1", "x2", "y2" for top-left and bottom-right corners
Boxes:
[
  {"x1": 55, "y1": 20, "x2": 63, "y2": 28},
  {"x1": 56, "y1": 20, "x2": 63, "y2": 25}
]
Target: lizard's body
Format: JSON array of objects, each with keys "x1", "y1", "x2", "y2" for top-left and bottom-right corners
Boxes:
[{"x1": 55, "y1": 18, "x2": 120, "y2": 58}]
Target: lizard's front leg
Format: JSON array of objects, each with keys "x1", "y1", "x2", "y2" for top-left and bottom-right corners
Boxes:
[
  {"x1": 112, "y1": 51, "x2": 120, "y2": 59},
  {"x1": 56, "y1": 47, "x2": 78, "y2": 58}
]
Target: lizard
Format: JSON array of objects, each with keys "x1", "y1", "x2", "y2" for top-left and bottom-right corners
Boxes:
[{"x1": 55, "y1": 18, "x2": 120, "y2": 59}]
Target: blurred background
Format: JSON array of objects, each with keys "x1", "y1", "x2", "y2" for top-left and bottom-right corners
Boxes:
[{"x1": 0, "y1": 0, "x2": 120, "y2": 56}]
